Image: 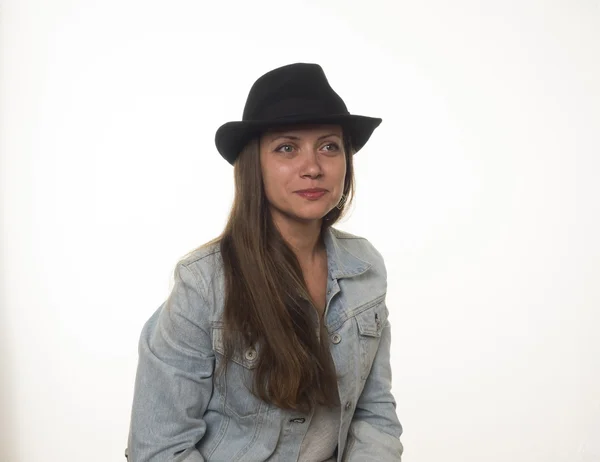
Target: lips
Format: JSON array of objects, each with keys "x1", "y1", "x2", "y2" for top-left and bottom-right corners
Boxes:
[
  {"x1": 296, "y1": 188, "x2": 327, "y2": 193},
  {"x1": 295, "y1": 189, "x2": 327, "y2": 200}
]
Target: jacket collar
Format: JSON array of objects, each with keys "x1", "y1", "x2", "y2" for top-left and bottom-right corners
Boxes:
[{"x1": 323, "y1": 227, "x2": 372, "y2": 280}]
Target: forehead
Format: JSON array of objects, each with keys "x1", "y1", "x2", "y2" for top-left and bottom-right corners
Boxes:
[{"x1": 262, "y1": 123, "x2": 343, "y2": 140}]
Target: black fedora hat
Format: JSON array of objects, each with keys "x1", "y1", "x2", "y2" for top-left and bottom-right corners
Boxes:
[{"x1": 215, "y1": 63, "x2": 382, "y2": 165}]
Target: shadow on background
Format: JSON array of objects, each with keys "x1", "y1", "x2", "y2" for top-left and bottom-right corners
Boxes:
[{"x1": 0, "y1": 214, "x2": 18, "y2": 460}]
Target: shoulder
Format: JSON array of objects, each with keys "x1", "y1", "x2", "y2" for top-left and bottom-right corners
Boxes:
[
  {"x1": 330, "y1": 228, "x2": 386, "y2": 263},
  {"x1": 178, "y1": 239, "x2": 223, "y2": 272},
  {"x1": 168, "y1": 239, "x2": 225, "y2": 320},
  {"x1": 329, "y1": 227, "x2": 387, "y2": 279}
]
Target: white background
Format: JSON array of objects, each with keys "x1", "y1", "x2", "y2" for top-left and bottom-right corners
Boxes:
[{"x1": 1, "y1": 1, "x2": 599, "y2": 461}]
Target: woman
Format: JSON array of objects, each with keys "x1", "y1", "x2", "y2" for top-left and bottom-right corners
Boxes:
[{"x1": 127, "y1": 63, "x2": 403, "y2": 462}]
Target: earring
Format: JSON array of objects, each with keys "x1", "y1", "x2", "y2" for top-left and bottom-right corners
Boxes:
[{"x1": 336, "y1": 194, "x2": 347, "y2": 210}]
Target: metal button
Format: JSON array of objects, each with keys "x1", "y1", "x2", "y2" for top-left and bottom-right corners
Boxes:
[
  {"x1": 331, "y1": 333, "x2": 342, "y2": 344},
  {"x1": 344, "y1": 401, "x2": 352, "y2": 411},
  {"x1": 244, "y1": 347, "x2": 257, "y2": 361},
  {"x1": 290, "y1": 417, "x2": 306, "y2": 423}
]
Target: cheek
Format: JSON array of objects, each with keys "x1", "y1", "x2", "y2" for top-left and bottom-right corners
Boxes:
[
  {"x1": 262, "y1": 163, "x2": 293, "y2": 200},
  {"x1": 330, "y1": 160, "x2": 347, "y2": 191}
]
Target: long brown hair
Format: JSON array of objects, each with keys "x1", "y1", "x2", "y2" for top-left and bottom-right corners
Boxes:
[{"x1": 216, "y1": 132, "x2": 355, "y2": 413}]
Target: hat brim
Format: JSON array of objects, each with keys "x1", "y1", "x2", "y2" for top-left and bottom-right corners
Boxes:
[{"x1": 215, "y1": 114, "x2": 382, "y2": 165}]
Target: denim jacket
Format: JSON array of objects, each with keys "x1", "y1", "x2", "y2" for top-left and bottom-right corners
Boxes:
[{"x1": 127, "y1": 227, "x2": 403, "y2": 461}]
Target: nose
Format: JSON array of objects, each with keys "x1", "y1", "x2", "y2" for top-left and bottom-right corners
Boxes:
[{"x1": 301, "y1": 148, "x2": 323, "y2": 179}]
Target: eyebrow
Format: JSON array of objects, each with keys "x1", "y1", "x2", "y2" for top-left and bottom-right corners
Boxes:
[{"x1": 269, "y1": 133, "x2": 342, "y2": 143}]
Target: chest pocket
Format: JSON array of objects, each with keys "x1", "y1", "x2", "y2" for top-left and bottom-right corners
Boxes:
[
  {"x1": 211, "y1": 327, "x2": 269, "y2": 418},
  {"x1": 354, "y1": 300, "x2": 388, "y2": 381}
]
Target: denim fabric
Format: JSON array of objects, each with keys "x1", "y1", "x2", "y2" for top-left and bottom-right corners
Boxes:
[{"x1": 127, "y1": 227, "x2": 403, "y2": 461}]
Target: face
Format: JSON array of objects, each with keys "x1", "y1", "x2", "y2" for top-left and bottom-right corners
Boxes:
[{"x1": 259, "y1": 124, "x2": 346, "y2": 226}]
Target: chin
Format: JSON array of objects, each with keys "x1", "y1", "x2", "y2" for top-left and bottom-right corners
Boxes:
[
  {"x1": 281, "y1": 207, "x2": 327, "y2": 223},
  {"x1": 294, "y1": 209, "x2": 332, "y2": 223},
  {"x1": 272, "y1": 202, "x2": 333, "y2": 224}
]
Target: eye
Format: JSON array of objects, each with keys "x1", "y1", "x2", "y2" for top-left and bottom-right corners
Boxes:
[
  {"x1": 321, "y1": 142, "x2": 340, "y2": 152},
  {"x1": 275, "y1": 144, "x2": 295, "y2": 154}
]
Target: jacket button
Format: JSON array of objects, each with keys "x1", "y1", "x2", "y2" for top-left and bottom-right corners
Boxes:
[
  {"x1": 344, "y1": 401, "x2": 352, "y2": 411},
  {"x1": 331, "y1": 333, "x2": 342, "y2": 344},
  {"x1": 290, "y1": 417, "x2": 306, "y2": 423},
  {"x1": 244, "y1": 347, "x2": 257, "y2": 361}
]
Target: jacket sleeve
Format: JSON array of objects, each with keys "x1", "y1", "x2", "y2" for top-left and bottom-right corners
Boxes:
[
  {"x1": 127, "y1": 262, "x2": 215, "y2": 462},
  {"x1": 343, "y1": 315, "x2": 404, "y2": 461}
]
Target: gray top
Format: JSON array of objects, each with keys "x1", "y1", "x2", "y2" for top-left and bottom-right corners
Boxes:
[
  {"x1": 297, "y1": 402, "x2": 340, "y2": 462},
  {"x1": 296, "y1": 321, "x2": 341, "y2": 461}
]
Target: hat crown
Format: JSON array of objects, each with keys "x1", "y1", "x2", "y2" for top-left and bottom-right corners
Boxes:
[{"x1": 242, "y1": 63, "x2": 349, "y2": 121}]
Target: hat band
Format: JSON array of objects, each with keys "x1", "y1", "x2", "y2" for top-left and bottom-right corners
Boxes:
[{"x1": 247, "y1": 98, "x2": 349, "y2": 121}]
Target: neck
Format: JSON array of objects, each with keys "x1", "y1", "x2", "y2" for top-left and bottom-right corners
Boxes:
[{"x1": 271, "y1": 212, "x2": 325, "y2": 265}]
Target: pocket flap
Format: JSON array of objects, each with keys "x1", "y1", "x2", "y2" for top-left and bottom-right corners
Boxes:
[
  {"x1": 355, "y1": 302, "x2": 387, "y2": 337},
  {"x1": 211, "y1": 327, "x2": 260, "y2": 370}
]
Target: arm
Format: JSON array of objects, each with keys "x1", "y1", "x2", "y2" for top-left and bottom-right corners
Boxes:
[
  {"x1": 343, "y1": 317, "x2": 404, "y2": 461},
  {"x1": 127, "y1": 262, "x2": 214, "y2": 462}
]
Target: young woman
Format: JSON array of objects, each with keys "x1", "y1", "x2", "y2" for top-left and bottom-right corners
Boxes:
[{"x1": 127, "y1": 63, "x2": 403, "y2": 461}]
